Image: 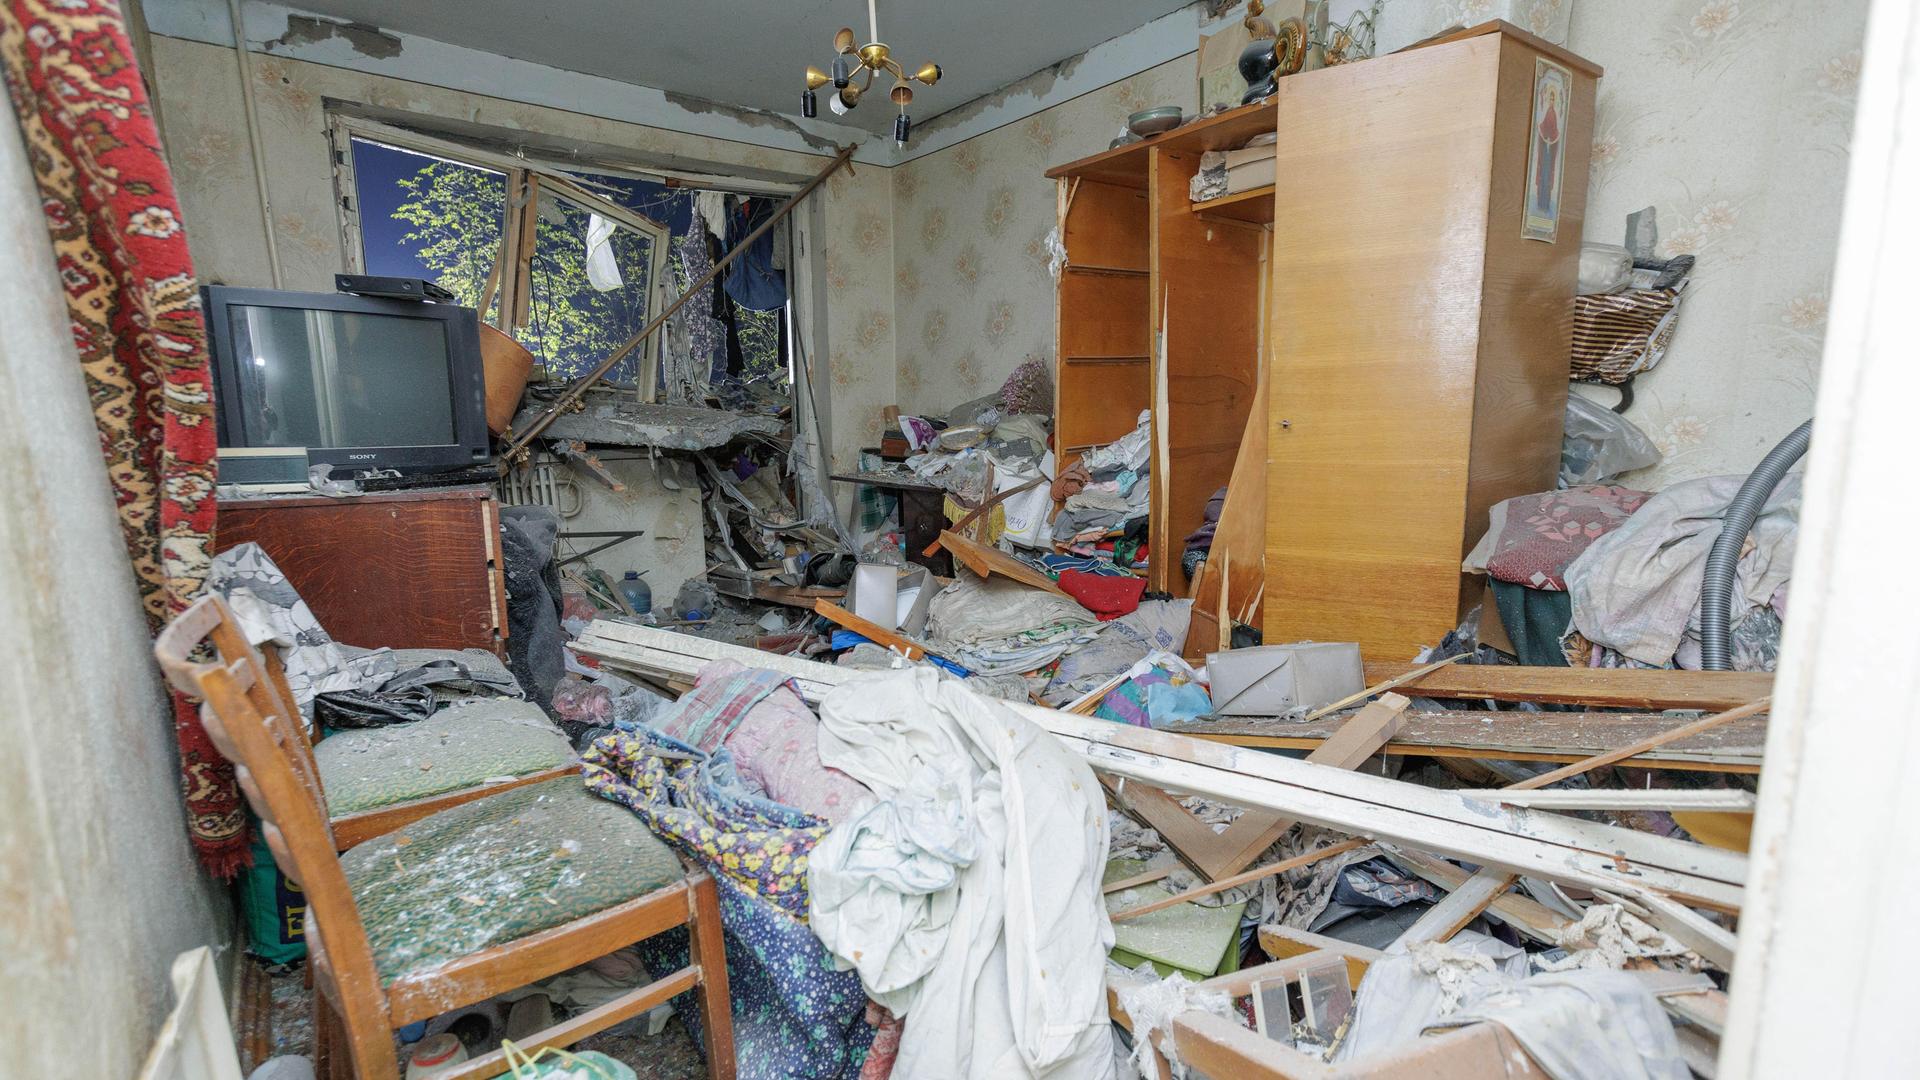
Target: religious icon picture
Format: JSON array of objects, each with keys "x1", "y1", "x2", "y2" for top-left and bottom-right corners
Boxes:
[{"x1": 1523, "y1": 57, "x2": 1570, "y2": 242}]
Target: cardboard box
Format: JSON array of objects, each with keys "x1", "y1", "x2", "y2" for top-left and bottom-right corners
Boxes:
[
  {"x1": 1206, "y1": 642, "x2": 1365, "y2": 716},
  {"x1": 845, "y1": 562, "x2": 933, "y2": 636}
]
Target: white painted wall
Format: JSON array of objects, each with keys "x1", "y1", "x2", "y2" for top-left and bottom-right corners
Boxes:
[
  {"x1": 0, "y1": 104, "x2": 232, "y2": 1076},
  {"x1": 1722, "y1": 0, "x2": 1920, "y2": 1071}
]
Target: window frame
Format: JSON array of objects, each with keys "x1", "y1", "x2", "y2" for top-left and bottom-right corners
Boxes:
[{"x1": 328, "y1": 114, "x2": 674, "y2": 392}]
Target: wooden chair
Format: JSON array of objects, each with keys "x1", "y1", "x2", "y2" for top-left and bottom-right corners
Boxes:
[
  {"x1": 157, "y1": 595, "x2": 736, "y2": 1080},
  {"x1": 252, "y1": 649, "x2": 581, "y2": 851}
]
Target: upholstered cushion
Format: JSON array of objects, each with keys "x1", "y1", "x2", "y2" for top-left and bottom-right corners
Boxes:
[
  {"x1": 316, "y1": 699, "x2": 574, "y2": 817},
  {"x1": 339, "y1": 778, "x2": 684, "y2": 984}
]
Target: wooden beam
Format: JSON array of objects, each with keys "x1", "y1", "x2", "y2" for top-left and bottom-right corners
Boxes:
[
  {"x1": 1382, "y1": 845, "x2": 1571, "y2": 947},
  {"x1": 1110, "y1": 839, "x2": 1367, "y2": 922},
  {"x1": 1393, "y1": 867, "x2": 1517, "y2": 949},
  {"x1": 1257, "y1": 925, "x2": 1381, "y2": 989},
  {"x1": 1098, "y1": 774, "x2": 1233, "y2": 881},
  {"x1": 1461, "y1": 788, "x2": 1758, "y2": 812},
  {"x1": 573, "y1": 622, "x2": 1747, "y2": 909},
  {"x1": 810, "y1": 599, "x2": 927, "y2": 661},
  {"x1": 937, "y1": 529, "x2": 1071, "y2": 597},
  {"x1": 1163, "y1": 708, "x2": 1766, "y2": 773},
  {"x1": 1103, "y1": 863, "x2": 1177, "y2": 895},
  {"x1": 1197, "y1": 695, "x2": 1412, "y2": 879},
  {"x1": 1303, "y1": 654, "x2": 1469, "y2": 722},
  {"x1": 1361, "y1": 661, "x2": 1771, "y2": 711},
  {"x1": 1505, "y1": 698, "x2": 1771, "y2": 790}
]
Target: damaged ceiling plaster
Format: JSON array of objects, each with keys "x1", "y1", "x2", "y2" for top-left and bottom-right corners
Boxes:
[{"x1": 270, "y1": 0, "x2": 1194, "y2": 135}]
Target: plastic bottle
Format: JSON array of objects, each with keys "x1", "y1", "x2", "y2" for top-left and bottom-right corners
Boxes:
[{"x1": 617, "y1": 570, "x2": 652, "y2": 615}]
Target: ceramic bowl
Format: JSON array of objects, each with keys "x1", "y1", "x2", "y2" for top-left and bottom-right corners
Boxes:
[{"x1": 1127, "y1": 106, "x2": 1184, "y2": 137}]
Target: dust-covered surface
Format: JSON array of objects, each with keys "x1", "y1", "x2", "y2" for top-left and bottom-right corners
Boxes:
[
  {"x1": 262, "y1": 961, "x2": 709, "y2": 1077},
  {"x1": 515, "y1": 396, "x2": 784, "y2": 451}
]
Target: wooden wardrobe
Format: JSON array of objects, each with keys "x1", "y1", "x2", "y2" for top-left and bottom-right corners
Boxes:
[{"x1": 1046, "y1": 21, "x2": 1599, "y2": 661}]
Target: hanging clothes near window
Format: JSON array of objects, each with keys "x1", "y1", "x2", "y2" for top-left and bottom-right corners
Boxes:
[{"x1": 724, "y1": 196, "x2": 788, "y2": 312}]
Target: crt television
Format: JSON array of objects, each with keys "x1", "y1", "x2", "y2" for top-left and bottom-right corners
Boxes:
[{"x1": 203, "y1": 285, "x2": 490, "y2": 485}]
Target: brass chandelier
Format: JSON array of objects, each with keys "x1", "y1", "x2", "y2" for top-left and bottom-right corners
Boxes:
[{"x1": 801, "y1": 0, "x2": 942, "y2": 145}]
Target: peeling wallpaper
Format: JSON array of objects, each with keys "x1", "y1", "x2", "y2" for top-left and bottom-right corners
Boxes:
[{"x1": 891, "y1": 0, "x2": 1868, "y2": 488}]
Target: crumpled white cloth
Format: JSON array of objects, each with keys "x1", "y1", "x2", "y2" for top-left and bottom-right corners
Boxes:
[
  {"x1": 1565, "y1": 472, "x2": 1800, "y2": 667},
  {"x1": 809, "y1": 668, "x2": 1115, "y2": 1079}
]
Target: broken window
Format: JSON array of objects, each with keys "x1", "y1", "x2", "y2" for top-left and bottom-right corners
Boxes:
[{"x1": 331, "y1": 116, "x2": 789, "y2": 402}]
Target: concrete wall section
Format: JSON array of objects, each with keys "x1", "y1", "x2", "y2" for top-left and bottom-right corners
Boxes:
[{"x1": 0, "y1": 105, "x2": 232, "y2": 1077}]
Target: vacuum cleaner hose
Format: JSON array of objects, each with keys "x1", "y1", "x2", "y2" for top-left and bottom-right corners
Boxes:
[{"x1": 1699, "y1": 419, "x2": 1812, "y2": 670}]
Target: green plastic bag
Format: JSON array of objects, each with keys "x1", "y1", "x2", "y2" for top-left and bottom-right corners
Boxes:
[
  {"x1": 237, "y1": 824, "x2": 307, "y2": 965},
  {"x1": 492, "y1": 1042, "x2": 637, "y2": 1079}
]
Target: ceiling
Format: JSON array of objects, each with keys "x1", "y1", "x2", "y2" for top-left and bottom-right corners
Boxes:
[{"x1": 284, "y1": 0, "x2": 1194, "y2": 135}]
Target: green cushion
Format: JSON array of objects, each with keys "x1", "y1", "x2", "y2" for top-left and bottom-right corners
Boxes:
[
  {"x1": 316, "y1": 699, "x2": 574, "y2": 817},
  {"x1": 340, "y1": 778, "x2": 684, "y2": 984}
]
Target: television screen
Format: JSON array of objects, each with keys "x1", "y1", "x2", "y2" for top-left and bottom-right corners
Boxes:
[{"x1": 222, "y1": 304, "x2": 458, "y2": 449}]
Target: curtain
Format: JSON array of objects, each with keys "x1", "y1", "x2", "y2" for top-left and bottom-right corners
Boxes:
[{"x1": 2, "y1": 0, "x2": 242, "y2": 873}]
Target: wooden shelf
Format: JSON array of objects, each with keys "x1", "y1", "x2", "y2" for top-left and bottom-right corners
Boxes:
[
  {"x1": 1191, "y1": 185, "x2": 1275, "y2": 223},
  {"x1": 1063, "y1": 354, "x2": 1149, "y2": 365},
  {"x1": 1046, "y1": 99, "x2": 1279, "y2": 187},
  {"x1": 1063, "y1": 263, "x2": 1149, "y2": 278}
]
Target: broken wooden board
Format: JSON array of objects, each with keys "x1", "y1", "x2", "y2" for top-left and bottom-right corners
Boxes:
[
  {"x1": 574, "y1": 621, "x2": 1747, "y2": 910},
  {"x1": 811, "y1": 599, "x2": 928, "y2": 661},
  {"x1": 1257, "y1": 924, "x2": 1380, "y2": 989},
  {"x1": 1461, "y1": 788, "x2": 1758, "y2": 812},
  {"x1": 1394, "y1": 867, "x2": 1518, "y2": 949},
  {"x1": 1361, "y1": 661, "x2": 1772, "y2": 711},
  {"x1": 1504, "y1": 698, "x2": 1770, "y2": 791},
  {"x1": 1161, "y1": 708, "x2": 1766, "y2": 773},
  {"x1": 1197, "y1": 694, "x2": 1412, "y2": 879},
  {"x1": 935, "y1": 530, "x2": 1071, "y2": 597}
]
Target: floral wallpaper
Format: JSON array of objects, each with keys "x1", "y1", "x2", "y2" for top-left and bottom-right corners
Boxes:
[
  {"x1": 1567, "y1": 0, "x2": 1864, "y2": 486},
  {"x1": 146, "y1": 35, "x2": 894, "y2": 485},
  {"x1": 891, "y1": 56, "x2": 1198, "y2": 416},
  {"x1": 890, "y1": 0, "x2": 1867, "y2": 489},
  {"x1": 152, "y1": 0, "x2": 1869, "y2": 501}
]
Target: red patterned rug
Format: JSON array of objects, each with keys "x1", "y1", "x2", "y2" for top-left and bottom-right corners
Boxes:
[{"x1": 2, "y1": 0, "x2": 243, "y2": 873}]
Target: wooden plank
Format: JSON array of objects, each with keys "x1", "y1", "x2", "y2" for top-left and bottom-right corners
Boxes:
[
  {"x1": 1303, "y1": 654, "x2": 1469, "y2": 723},
  {"x1": 1163, "y1": 709, "x2": 1767, "y2": 772},
  {"x1": 1198, "y1": 695, "x2": 1412, "y2": 879},
  {"x1": 1099, "y1": 774, "x2": 1235, "y2": 881},
  {"x1": 1461, "y1": 788, "x2": 1758, "y2": 812},
  {"x1": 1394, "y1": 867, "x2": 1517, "y2": 948},
  {"x1": 1110, "y1": 838, "x2": 1366, "y2": 922},
  {"x1": 1045, "y1": 98, "x2": 1279, "y2": 185},
  {"x1": 1362, "y1": 660, "x2": 1773, "y2": 711},
  {"x1": 1257, "y1": 924, "x2": 1380, "y2": 989},
  {"x1": 1190, "y1": 184, "x2": 1275, "y2": 223},
  {"x1": 936, "y1": 530, "x2": 1071, "y2": 598},
  {"x1": 575, "y1": 623, "x2": 1746, "y2": 908},
  {"x1": 811, "y1": 599, "x2": 928, "y2": 660},
  {"x1": 1057, "y1": 730, "x2": 1744, "y2": 911},
  {"x1": 1629, "y1": 889, "x2": 1738, "y2": 972},
  {"x1": 1103, "y1": 863, "x2": 1178, "y2": 895},
  {"x1": 1380, "y1": 845, "x2": 1571, "y2": 947},
  {"x1": 1505, "y1": 698, "x2": 1771, "y2": 790}
]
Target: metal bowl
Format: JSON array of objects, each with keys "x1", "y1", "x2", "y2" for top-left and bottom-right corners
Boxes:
[{"x1": 1127, "y1": 106, "x2": 1184, "y2": 137}]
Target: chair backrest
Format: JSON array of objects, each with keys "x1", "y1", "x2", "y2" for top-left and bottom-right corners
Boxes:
[{"x1": 155, "y1": 595, "x2": 384, "y2": 1001}]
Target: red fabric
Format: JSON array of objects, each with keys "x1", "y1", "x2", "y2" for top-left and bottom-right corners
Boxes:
[
  {"x1": 2, "y1": 0, "x2": 239, "y2": 872},
  {"x1": 1058, "y1": 569, "x2": 1146, "y2": 621},
  {"x1": 1482, "y1": 485, "x2": 1647, "y2": 591}
]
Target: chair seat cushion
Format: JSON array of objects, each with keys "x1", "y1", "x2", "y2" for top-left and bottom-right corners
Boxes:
[
  {"x1": 340, "y1": 778, "x2": 684, "y2": 984},
  {"x1": 316, "y1": 699, "x2": 574, "y2": 817}
]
